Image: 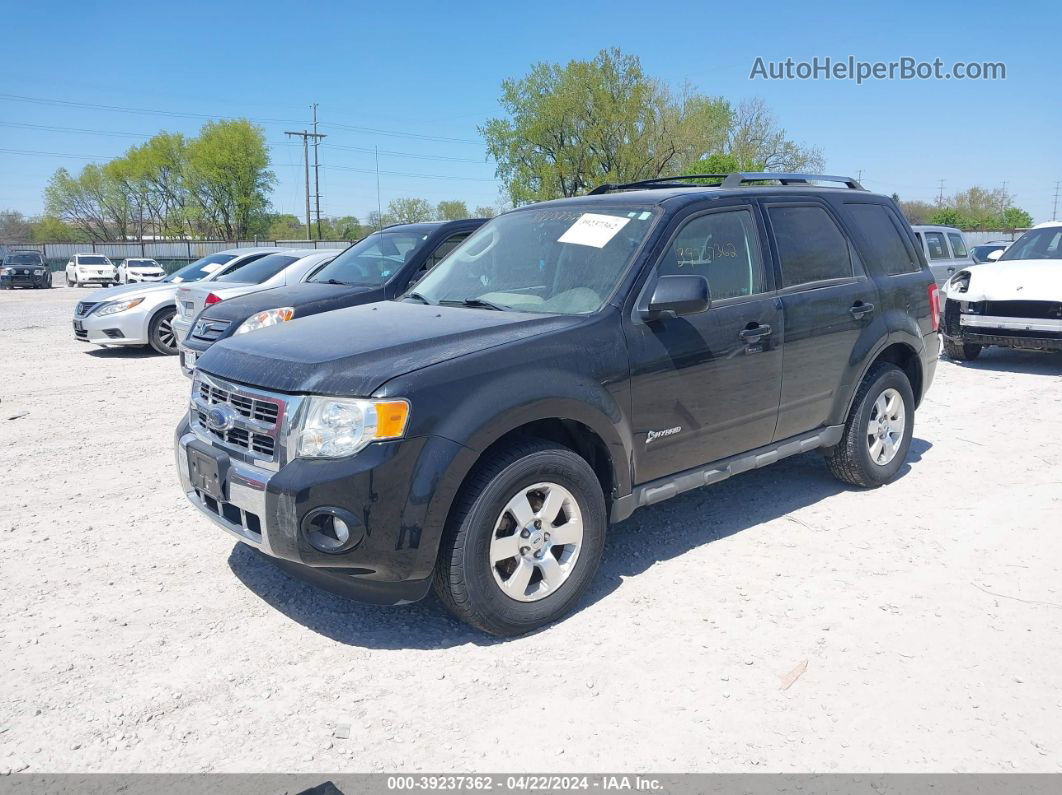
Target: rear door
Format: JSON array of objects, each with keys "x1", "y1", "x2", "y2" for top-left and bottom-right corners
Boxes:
[
  {"x1": 923, "y1": 230, "x2": 958, "y2": 285},
  {"x1": 764, "y1": 199, "x2": 880, "y2": 441},
  {"x1": 626, "y1": 203, "x2": 783, "y2": 483}
]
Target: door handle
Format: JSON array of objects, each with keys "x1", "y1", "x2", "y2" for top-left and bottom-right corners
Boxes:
[
  {"x1": 739, "y1": 324, "x2": 772, "y2": 341},
  {"x1": 849, "y1": 302, "x2": 875, "y2": 319}
]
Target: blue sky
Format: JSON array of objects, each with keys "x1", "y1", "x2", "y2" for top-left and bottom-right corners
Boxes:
[{"x1": 2, "y1": 0, "x2": 1060, "y2": 224}]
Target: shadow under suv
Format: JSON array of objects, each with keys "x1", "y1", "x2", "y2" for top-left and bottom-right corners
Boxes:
[{"x1": 175, "y1": 172, "x2": 940, "y2": 636}]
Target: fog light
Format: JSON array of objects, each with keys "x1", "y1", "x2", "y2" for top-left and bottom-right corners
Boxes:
[{"x1": 302, "y1": 508, "x2": 363, "y2": 554}]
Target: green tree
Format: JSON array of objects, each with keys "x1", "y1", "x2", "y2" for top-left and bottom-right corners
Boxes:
[
  {"x1": 929, "y1": 207, "x2": 964, "y2": 227},
  {"x1": 265, "y1": 213, "x2": 305, "y2": 240},
  {"x1": 44, "y1": 165, "x2": 129, "y2": 240},
  {"x1": 436, "y1": 200, "x2": 471, "y2": 220},
  {"x1": 722, "y1": 98, "x2": 823, "y2": 173},
  {"x1": 1001, "y1": 207, "x2": 1033, "y2": 229},
  {"x1": 31, "y1": 215, "x2": 86, "y2": 242},
  {"x1": 0, "y1": 210, "x2": 32, "y2": 243},
  {"x1": 482, "y1": 48, "x2": 731, "y2": 203},
  {"x1": 897, "y1": 199, "x2": 937, "y2": 225},
  {"x1": 184, "y1": 119, "x2": 275, "y2": 239},
  {"x1": 386, "y1": 197, "x2": 435, "y2": 223},
  {"x1": 474, "y1": 205, "x2": 498, "y2": 218}
]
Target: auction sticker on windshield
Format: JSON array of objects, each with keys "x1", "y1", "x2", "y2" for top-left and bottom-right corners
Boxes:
[{"x1": 558, "y1": 213, "x2": 631, "y2": 248}]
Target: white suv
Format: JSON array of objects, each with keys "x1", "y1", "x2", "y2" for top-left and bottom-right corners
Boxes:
[{"x1": 66, "y1": 253, "x2": 118, "y2": 287}]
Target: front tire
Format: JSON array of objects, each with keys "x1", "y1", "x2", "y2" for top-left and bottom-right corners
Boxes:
[
  {"x1": 943, "y1": 337, "x2": 981, "y2": 361},
  {"x1": 434, "y1": 438, "x2": 606, "y2": 636},
  {"x1": 148, "y1": 307, "x2": 179, "y2": 355},
  {"x1": 826, "y1": 363, "x2": 915, "y2": 488}
]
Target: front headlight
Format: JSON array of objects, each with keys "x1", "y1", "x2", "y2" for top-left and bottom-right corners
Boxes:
[
  {"x1": 234, "y1": 307, "x2": 295, "y2": 335},
  {"x1": 295, "y1": 397, "x2": 410, "y2": 458},
  {"x1": 0, "y1": 268, "x2": 12, "y2": 276},
  {"x1": 95, "y1": 297, "x2": 145, "y2": 316}
]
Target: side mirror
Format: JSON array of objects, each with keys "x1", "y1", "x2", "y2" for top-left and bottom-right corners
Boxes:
[
  {"x1": 642, "y1": 275, "x2": 711, "y2": 320},
  {"x1": 986, "y1": 249, "x2": 1003, "y2": 262}
]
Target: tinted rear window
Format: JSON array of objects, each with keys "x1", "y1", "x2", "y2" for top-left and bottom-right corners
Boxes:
[
  {"x1": 215, "y1": 254, "x2": 298, "y2": 284},
  {"x1": 768, "y1": 205, "x2": 853, "y2": 287},
  {"x1": 845, "y1": 203, "x2": 920, "y2": 275}
]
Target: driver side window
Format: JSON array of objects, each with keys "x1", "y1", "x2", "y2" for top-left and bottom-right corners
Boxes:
[
  {"x1": 659, "y1": 209, "x2": 767, "y2": 300},
  {"x1": 420, "y1": 232, "x2": 471, "y2": 276}
]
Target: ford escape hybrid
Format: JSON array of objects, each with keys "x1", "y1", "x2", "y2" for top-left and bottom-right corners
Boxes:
[{"x1": 175, "y1": 172, "x2": 939, "y2": 636}]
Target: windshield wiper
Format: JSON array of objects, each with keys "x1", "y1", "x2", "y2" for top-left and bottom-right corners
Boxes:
[
  {"x1": 318, "y1": 278, "x2": 354, "y2": 286},
  {"x1": 440, "y1": 298, "x2": 509, "y2": 311},
  {"x1": 405, "y1": 291, "x2": 436, "y2": 305}
]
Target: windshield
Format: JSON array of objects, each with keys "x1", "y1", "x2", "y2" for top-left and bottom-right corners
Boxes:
[
  {"x1": 163, "y1": 252, "x2": 236, "y2": 283},
  {"x1": 77, "y1": 255, "x2": 110, "y2": 265},
  {"x1": 308, "y1": 230, "x2": 432, "y2": 285},
  {"x1": 999, "y1": 227, "x2": 1062, "y2": 261},
  {"x1": 3, "y1": 254, "x2": 42, "y2": 265},
  {"x1": 127, "y1": 259, "x2": 159, "y2": 268},
  {"x1": 408, "y1": 206, "x2": 658, "y2": 314},
  {"x1": 215, "y1": 253, "x2": 298, "y2": 284}
]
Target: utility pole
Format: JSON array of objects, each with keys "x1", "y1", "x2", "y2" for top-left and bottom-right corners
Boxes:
[
  {"x1": 285, "y1": 125, "x2": 326, "y2": 240},
  {"x1": 1053, "y1": 181, "x2": 1060, "y2": 221},
  {"x1": 311, "y1": 104, "x2": 325, "y2": 239},
  {"x1": 375, "y1": 146, "x2": 382, "y2": 229}
]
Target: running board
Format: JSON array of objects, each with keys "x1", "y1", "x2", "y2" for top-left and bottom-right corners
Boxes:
[{"x1": 611, "y1": 425, "x2": 844, "y2": 522}]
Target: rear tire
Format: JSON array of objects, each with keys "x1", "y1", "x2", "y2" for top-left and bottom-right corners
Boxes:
[
  {"x1": 148, "y1": 307, "x2": 179, "y2": 355},
  {"x1": 826, "y1": 363, "x2": 915, "y2": 488},
  {"x1": 943, "y1": 337, "x2": 981, "y2": 361},
  {"x1": 433, "y1": 438, "x2": 606, "y2": 636}
]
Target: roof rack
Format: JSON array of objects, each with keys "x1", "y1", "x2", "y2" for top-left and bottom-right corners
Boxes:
[
  {"x1": 720, "y1": 172, "x2": 865, "y2": 190},
  {"x1": 588, "y1": 174, "x2": 729, "y2": 195},
  {"x1": 588, "y1": 171, "x2": 865, "y2": 195}
]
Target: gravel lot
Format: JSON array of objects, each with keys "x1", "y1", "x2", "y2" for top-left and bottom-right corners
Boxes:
[{"x1": 2, "y1": 284, "x2": 1061, "y2": 774}]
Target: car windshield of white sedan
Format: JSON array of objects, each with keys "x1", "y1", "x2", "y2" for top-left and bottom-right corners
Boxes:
[
  {"x1": 164, "y1": 253, "x2": 237, "y2": 283},
  {"x1": 407, "y1": 206, "x2": 658, "y2": 315},
  {"x1": 308, "y1": 230, "x2": 430, "y2": 286},
  {"x1": 78, "y1": 256, "x2": 110, "y2": 265},
  {"x1": 128, "y1": 260, "x2": 159, "y2": 268},
  {"x1": 1000, "y1": 228, "x2": 1062, "y2": 261}
]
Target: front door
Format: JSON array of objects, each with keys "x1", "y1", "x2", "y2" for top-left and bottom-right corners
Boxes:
[{"x1": 625, "y1": 205, "x2": 783, "y2": 484}]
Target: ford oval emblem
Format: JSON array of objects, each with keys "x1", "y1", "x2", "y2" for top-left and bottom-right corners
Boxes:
[{"x1": 205, "y1": 405, "x2": 236, "y2": 432}]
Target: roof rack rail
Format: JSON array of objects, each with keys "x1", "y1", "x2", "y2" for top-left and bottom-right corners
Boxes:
[
  {"x1": 720, "y1": 172, "x2": 865, "y2": 190},
  {"x1": 587, "y1": 171, "x2": 865, "y2": 195},
  {"x1": 587, "y1": 174, "x2": 729, "y2": 195}
]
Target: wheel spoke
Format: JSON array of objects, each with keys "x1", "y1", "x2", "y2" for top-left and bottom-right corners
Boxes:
[
  {"x1": 502, "y1": 558, "x2": 534, "y2": 597},
  {"x1": 549, "y1": 515, "x2": 583, "y2": 547},
  {"x1": 536, "y1": 555, "x2": 564, "y2": 590},
  {"x1": 505, "y1": 492, "x2": 535, "y2": 528},
  {"x1": 885, "y1": 393, "x2": 902, "y2": 420},
  {"x1": 881, "y1": 436, "x2": 896, "y2": 461},
  {"x1": 873, "y1": 394, "x2": 887, "y2": 420},
  {"x1": 869, "y1": 438, "x2": 884, "y2": 462},
  {"x1": 490, "y1": 532, "x2": 523, "y2": 564},
  {"x1": 538, "y1": 486, "x2": 565, "y2": 525},
  {"x1": 866, "y1": 418, "x2": 879, "y2": 437}
]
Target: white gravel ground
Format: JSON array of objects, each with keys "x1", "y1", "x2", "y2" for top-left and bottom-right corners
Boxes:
[{"x1": 1, "y1": 284, "x2": 1061, "y2": 774}]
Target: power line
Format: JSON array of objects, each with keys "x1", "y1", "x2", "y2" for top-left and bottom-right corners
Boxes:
[
  {"x1": 321, "y1": 163, "x2": 496, "y2": 182},
  {"x1": 0, "y1": 92, "x2": 483, "y2": 146}
]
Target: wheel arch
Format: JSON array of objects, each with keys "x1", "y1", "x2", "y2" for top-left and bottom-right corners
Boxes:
[{"x1": 844, "y1": 340, "x2": 925, "y2": 418}]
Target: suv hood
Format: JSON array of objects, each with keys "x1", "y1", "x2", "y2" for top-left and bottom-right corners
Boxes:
[
  {"x1": 197, "y1": 281, "x2": 380, "y2": 324},
  {"x1": 944, "y1": 259, "x2": 1062, "y2": 302},
  {"x1": 197, "y1": 300, "x2": 582, "y2": 395}
]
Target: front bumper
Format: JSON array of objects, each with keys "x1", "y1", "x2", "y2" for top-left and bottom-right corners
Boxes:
[
  {"x1": 1, "y1": 272, "x2": 46, "y2": 287},
  {"x1": 944, "y1": 300, "x2": 1062, "y2": 352},
  {"x1": 172, "y1": 316, "x2": 192, "y2": 344},
  {"x1": 127, "y1": 274, "x2": 165, "y2": 283},
  {"x1": 175, "y1": 416, "x2": 467, "y2": 605},
  {"x1": 75, "y1": 304, "x2": 152, "y2": 346}
]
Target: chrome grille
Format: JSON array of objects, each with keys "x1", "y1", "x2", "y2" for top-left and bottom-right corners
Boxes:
[
  {"x1": 191, "y1": 318, "x2": 232, "y2": 342},
  {"x1": 190, "y1": 374, "x2": 286, "y2": 462},
  {"x1": 75, "y1": 301, "x2": 99, "y2": 317}
]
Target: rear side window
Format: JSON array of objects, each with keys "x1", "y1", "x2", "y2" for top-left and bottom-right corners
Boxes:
[
  {"x1": 924, "y1": 231, "x2": 950, "y2": 260},
  {"x1": 845, "y1": 203, "x2": 920, "y2": 275},
  {"x1": 947, "y1": 233, "x2": 968, "y2": 258},
  {"x1": 215, "y1": 254, "x2": 297, "y2": 284},
  {"x1": 659, "y1": 208, "x2": 766, "y2": 299},
  {"x1": 768, "y1": 205, "x2": 853, "y2": 288}
]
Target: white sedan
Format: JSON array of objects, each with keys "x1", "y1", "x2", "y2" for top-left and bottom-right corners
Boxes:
[
  {"x1": 72, "y1": 248, "x2": 280, "y2": 355},
  {"x1": 117, "y1": 258, "x2": 167, "y2": 283},
  {"x1": 940, "y1": 221, "x2": 1062, "y2": 360}
]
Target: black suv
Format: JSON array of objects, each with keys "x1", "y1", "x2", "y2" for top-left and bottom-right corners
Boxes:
[
  {"x1": 175, "y1": 172, "x2": 939, "y2": 636},
  {"x1": 178, "y1": 220, "x2": 484, "y2": 374},
  {"x1": 1, "y1": 250, "x2": 51, "y2": 289}
]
